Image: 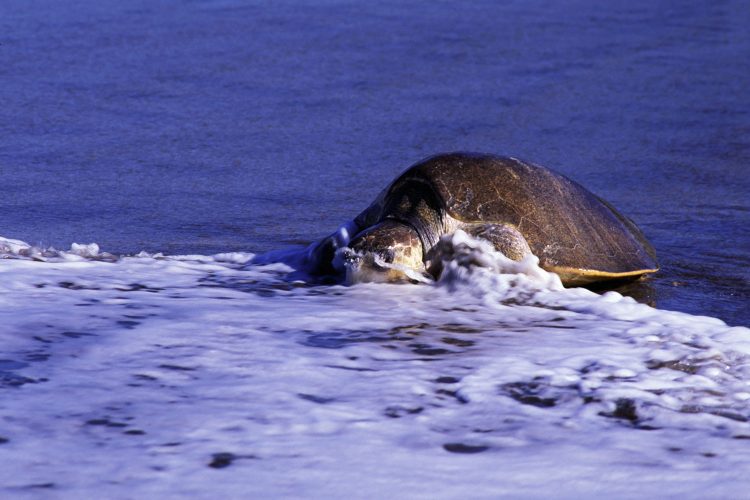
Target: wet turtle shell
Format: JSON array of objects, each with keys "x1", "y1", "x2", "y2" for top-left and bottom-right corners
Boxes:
[{"x1": 351, "y1": 153, "x2": 658, "y2": 285}]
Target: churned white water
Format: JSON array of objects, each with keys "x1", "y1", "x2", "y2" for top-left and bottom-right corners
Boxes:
[{"x1": 1, "y1": 234, "x2": 748, "y2": 498}]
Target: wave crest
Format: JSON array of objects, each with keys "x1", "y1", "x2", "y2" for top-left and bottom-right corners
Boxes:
[{"x1": 0, "y1": 236, "x2": 117, "y2": 262}]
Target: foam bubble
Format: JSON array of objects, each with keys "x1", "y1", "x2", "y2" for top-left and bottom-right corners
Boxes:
[{"x1": 432, "y1": 229, "x2": 564, "y2": 293}]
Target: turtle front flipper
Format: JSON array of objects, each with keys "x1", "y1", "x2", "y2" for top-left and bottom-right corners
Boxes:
[
  {"x1": 306, "y1": 219, "x2": 360, "y2": 274},
  {"x1": 463, "y1": 223, "x2": 533, "y2": 261},
  {"x1": 307, "y1": 192, "x2": 391, "y2": 275}
]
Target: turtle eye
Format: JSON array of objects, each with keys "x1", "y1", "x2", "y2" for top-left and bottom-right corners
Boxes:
[{"x1": 380, "y1": 249, "x2": 395, "y2": 263}]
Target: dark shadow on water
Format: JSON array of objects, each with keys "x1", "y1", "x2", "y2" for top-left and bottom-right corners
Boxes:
[{"x1": 585, "y1": 277, "x2": 657, "y2": 308}]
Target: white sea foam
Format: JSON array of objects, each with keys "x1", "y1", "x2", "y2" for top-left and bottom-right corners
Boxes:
[{"x1": 0, "y1": 234, "x2": 748, "y2": 497}]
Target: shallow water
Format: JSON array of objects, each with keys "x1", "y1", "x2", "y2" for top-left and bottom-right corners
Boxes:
[{"x1": 1, "y1": 0, "x2": 749, "y2": 496}]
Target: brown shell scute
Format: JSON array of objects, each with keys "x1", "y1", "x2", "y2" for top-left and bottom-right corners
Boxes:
[{"x1": 384, "y1": 153, "x2": 658, "y2": 277}]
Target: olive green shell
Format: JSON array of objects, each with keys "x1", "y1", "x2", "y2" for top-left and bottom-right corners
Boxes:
[{"x1": 355, "y1": 153, "x2": 658, "y2": 281}]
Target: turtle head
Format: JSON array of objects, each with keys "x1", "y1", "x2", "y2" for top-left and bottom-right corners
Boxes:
[{"x1": 339, "y1": 220, "x2": 428, "y2": 283}]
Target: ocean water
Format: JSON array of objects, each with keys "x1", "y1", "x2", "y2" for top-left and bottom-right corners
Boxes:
[{"x1": 1, "y1": 0, "x2": 749, "y2": 497}]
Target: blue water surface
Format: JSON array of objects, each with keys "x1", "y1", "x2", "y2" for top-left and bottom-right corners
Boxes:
[{"x1": 1, "y1": 0, "x2": 748, "y2": 325}]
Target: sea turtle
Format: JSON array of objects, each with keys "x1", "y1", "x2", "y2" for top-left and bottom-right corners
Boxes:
[{"x1": 308, "y1": 153, "x2": 658, "y2": 286}]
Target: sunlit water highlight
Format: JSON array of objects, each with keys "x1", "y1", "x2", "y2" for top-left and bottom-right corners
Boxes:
[{"x1": 1, "y1": 235, "x2": 748, "y2": 497}]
